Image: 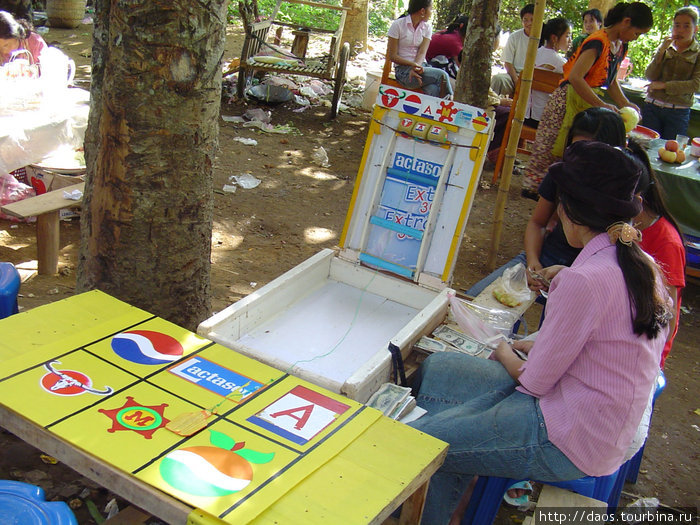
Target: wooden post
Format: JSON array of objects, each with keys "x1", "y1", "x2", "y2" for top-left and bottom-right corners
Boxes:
[
  {"x1": 36, "y1": 211, "x2": 60, "y2": 275},
  {"x1": 486, "y1": 0, "x2": 546, "y2": 271},
  {"x1": 588, "y1": 0, "x2": 615, "y2": 17}
]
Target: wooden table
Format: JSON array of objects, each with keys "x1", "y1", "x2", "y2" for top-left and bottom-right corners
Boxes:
[
  {"x1": 1, "y1": 182, "x2": 84, "y2": 275},
  {"x1": 0, "y1": 291, "x2": 447, "y2": 524},
  {"x1": 647, "y1": 150, "x2": 700, "y2": 238}
]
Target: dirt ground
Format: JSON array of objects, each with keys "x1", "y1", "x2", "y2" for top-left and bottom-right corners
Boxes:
[{"x1": 0, "y1": 19, "x2": 697, "y2": 524}]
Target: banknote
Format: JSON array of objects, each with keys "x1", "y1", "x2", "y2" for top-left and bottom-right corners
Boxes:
[
  {"x1": 366, "y1": 383, "x2": 412, "y2": 416},
  {"x1": 413, "y1": 335, "x2": 451, "y2": 353},
  {"x1": 433, "y1": 325, "x2": 486, "y2": 356}
]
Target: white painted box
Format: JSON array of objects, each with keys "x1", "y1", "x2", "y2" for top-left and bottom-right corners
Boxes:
[{"x1": 199, "y1": 88, "x2": 493, "y2": 402}]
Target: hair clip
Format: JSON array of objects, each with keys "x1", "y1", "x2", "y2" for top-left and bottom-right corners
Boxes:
[{"x1": 607, "y1": 222, "x2": 642, "y2": 246}]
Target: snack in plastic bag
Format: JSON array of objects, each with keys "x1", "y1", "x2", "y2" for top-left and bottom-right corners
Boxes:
[
  {"x1": 0, "y1": 172, "x2": 36, "y2": 222},
  {"x1": 492, "y1": 263, "x2": 532, "y2": 308}
]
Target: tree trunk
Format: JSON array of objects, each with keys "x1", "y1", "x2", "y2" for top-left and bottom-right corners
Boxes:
[
  {"x1": 453, "y1": 0, "x2": 499, "y2": 108},
  {"x1": 341, "y1": 0, "x2": 368, "y2": 54},
  {"x1": 588, "y1": 0, "x2": 615, "y2": 17},
  {"x1": 77, "y1": 0, "x2": 227, "y2": 331}
]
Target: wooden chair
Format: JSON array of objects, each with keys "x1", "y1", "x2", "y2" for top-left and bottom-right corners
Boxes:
[
  {"x1": 491, "y1": 69, "x2": 562, "y2": 184},
  {"x1": 379, "y1": 54, "x2": 446, "y2": 97}
]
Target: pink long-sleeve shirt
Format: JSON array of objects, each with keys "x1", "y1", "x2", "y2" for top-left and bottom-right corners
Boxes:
[{"x1": 518, "y1": 233, "x2": 668, "y2": 476}]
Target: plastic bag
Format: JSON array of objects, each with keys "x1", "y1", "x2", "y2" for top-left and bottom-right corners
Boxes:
[
  {"x1": 0, "y1": 172, "x2": 36, "y2": 222},
  {"x1": 492, "y1": 263, "x2": 532, "y2": 308},
  {"x1": 448, "y1": 293, "x2": 518, "y2": 345}
]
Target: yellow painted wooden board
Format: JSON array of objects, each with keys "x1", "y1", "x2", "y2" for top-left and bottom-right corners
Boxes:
[{"x1": 0, "y1": 291, "x2": 447, "y2": 524}]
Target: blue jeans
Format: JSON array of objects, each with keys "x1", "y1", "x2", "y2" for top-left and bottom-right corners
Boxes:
[
  {"x1": 395, "y1": 64, "x2": 453, "y2": 98},
  {"x1": 641, "y1": 102, "x2": 691, "y2": 140},
  {"x1": 409, "y1": 353, "x2": 584, "y2": 524}
]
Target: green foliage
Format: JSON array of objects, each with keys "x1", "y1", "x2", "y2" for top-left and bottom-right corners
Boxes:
[
  {"x1": 369, "y1": 0, "x2": 396, "y2": 35},
  {"x1": 228, "y1": 0, "x2": 342, "y2": 31}
]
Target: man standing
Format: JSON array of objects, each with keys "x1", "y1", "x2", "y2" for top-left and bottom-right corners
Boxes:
[{"x1": 491, "y1": 4, "x2": 534, "y2": 96}]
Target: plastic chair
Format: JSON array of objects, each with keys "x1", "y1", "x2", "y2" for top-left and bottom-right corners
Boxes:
[
  {"x1": 0, "y1": 262, "x2": 20, "y2": 319},
  {"x1": 460, "y1": 469, "x2": 622, "y2": 525},
  {"x1": 0, "y1": 480, "x2": 77, "y2": 524}
]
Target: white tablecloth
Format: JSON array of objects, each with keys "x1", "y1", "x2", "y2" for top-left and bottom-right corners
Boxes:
[{"x1": 0, "y1": 88, "x2": 89, "y2": 174}]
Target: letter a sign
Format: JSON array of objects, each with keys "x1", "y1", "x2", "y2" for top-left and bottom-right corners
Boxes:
[{"x1": 248, "y1": 385, "x2": 350, "y2": 445}]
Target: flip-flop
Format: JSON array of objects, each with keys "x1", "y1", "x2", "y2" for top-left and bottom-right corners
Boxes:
[{"x1": 503, "y1": 480, "x2": 532, "y2": 507}]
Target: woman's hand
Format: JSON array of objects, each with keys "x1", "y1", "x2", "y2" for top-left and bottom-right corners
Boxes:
[
  {"x1": 408, "y1": 66, "x2": 423, "y2": 84},
  {"x1": 624, "y1": 101, "x2": 641, "y2": 114},
  {"x1": 648, "y1": 80, "x2": 666, "y2": 91},
  {"x1": 526, "y1": 262, "x2": 545, "y2": 290},
  {"x1": 512, "y1": 339, "x2": 535, "y2": 355},
  {"x1": 540, "y1": 265, "x2": 565, "y2": 283},
  {"x1": 500, "y1": 96, "x2": 513, "y2": 107},
  {"x1": 494, "y1": 340, "x2": 525, "y2": 380}
]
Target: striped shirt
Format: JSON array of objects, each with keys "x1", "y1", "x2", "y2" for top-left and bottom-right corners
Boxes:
[{"x1": 518, "y1": 233, "x2": 668, "y2": 476}]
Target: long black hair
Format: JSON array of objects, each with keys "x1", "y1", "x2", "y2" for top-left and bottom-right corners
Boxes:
[
  {"x1": 400, "y1": 0, "x2": 432, "y2": 17},
  {"x1": 539, "y1": 17, "x2": 570, "y2": 47},
  {"x1": 604, "y1": 2, "x2": 653, "y2": 29},
  {"x1": 443, "y1": 14, "x2": 469, "y2": 37},
  {"x1": 565, "y1": 107, "x2": 626, "y2": 147},
  {"x1": 557, "y1": 144, "x2": 670, "y2": 338}
]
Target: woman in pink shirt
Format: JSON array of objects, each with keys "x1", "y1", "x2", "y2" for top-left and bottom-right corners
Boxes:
[
  {"x1": 409, "y1": 141, "x2": 671, "y2": 524},
  {"x1": 0, "y1": 10, "x2": 46, "y2": 66}
]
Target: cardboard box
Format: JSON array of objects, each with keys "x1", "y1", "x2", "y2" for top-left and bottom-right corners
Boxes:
[{"x1": 27, "y1": 165, "x2": 85, "y2": 219}]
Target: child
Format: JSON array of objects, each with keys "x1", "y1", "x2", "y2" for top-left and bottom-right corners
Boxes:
[
  {"x1": 643, "y1": 6, "x2": 700, "y2": 139},
  {"x1": 567, "y1": 8, "x2": 603, "y2": 58},
  {"x1": 525, "y1": 17, "x2": 571, "y2": 127},
  {"x1": 386, "y1": 0, "x2": 452, "y2": 98}
]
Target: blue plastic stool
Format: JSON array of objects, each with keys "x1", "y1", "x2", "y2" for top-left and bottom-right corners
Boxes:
[
  {"x1": 625, "y1": 371, "x2": 666, "y2": 483},
  {"x1": 0, "y1": 262, "x2": 20, "y2": 319},
  {"x1": 461, "y1": 469, "x2": 622, "y2": 525},
  {"x1": 0, "y1": 480, "x2": 77, "y2": 524}
]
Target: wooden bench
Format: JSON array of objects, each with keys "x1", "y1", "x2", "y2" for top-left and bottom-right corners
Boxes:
[{"x1": 1, "y1": 182, "x2": 84, "y2": 275}]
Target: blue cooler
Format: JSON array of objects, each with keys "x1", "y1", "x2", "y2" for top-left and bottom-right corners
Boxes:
[
  {"x1": 0, "y1": 262, "x2": 20, "y2": 318},
  {"x1": 0, "y1": 480, "x2": 77, "y2": 524}
]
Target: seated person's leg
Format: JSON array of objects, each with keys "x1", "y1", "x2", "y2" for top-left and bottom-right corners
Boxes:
[
  {"x1": 420, "y1": 66, "x2": 453, "y2": 97},
  {"x1": 394, "y1": 64, "x2": 423, "y2": 90},
  {"x1": 490, "y1": 73, "x2": 514, "y2": 97}
]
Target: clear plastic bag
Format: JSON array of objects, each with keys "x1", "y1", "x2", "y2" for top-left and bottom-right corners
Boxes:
[
  {"x1": 492, "y1": 263, "x2": 532, "y2": 307},
  {"x1": 448, "y1": 293, "x2": 518, "y2": 345}
]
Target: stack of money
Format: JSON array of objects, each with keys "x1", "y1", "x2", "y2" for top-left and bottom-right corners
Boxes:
[{"x1": 366, "y1": 383, "x2": 414, "y2": 419}]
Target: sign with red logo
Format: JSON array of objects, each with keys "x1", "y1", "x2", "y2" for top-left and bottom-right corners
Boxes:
[{"x1": 39, "y1": 361, "x2": 113, "y2": 396}]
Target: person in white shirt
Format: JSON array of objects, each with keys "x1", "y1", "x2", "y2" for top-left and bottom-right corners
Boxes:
[
  {"x1": 491, "y1": 4, "x2": 534, "y2": 96},
  {"x1": 386, "y1": 0, "x2": 453, "y2": 98},
  {"x1": 525, "y1": 17, "x2": 571, "y2": 127}
]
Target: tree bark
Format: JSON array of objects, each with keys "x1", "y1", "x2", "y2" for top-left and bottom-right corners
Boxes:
[
  {"x1": 453, "y1": 0, "x2": 499, "y2": 108},
  {"x1": 588, "y1": 0, "x2": 615, "y2": 17},
  {"x1": 341, "y1": 0, "x2": 368, "y2": 54},
  {"x1": 77, "y1": 0, "x2": 227, "y2": 331}
]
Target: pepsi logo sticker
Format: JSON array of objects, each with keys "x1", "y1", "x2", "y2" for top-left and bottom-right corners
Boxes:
[
  {"x1": 402, "y1": 93, "x2": 422, "y2": 114},
  {"x1": 40, "y1": 360, "x2": 113, "y2": 396},
  {"x1": 111, "y1": 330, "x2": 184, "y2": 365}
]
